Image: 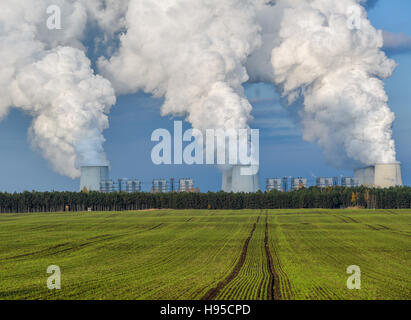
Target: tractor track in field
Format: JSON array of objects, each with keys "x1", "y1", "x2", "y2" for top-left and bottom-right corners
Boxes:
[
  {"x1": 201, "y1": 214, "x2": 261, "y2": 300},
  {"x1": 265, "y1": 211, "x2": 295, "y2": 300},
  {"x1": 1, "y1": 223, "x2": 167, "y2": 261},
  {"x1": 1, "y1": 234, "x2": 119, "y2": 261},
  {"x1": 148, "y1": 223, "x2": 164, "y2": 231},
  {"x1": 263, "y1": 212, "x2": 281, "y2": 300},
  {"x1": 344, "y1": 216, "x2": 359, "y2": 223}
]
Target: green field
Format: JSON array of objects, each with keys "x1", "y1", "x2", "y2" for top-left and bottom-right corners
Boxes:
[{"x1": 0, "y1": 209, "x2": 409, "y2": 300}]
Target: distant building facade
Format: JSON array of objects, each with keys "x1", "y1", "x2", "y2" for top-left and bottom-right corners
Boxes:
[
  {"x1": 291, "y1": 177, "x2": 307, "y2": 191},
  {"x1": 266, "y1": 178, "x2": 283, "y2": 192},
  {"x1": 126, "y1": 180, "x2": 142, "y2": 193},
  {"x1": 100, "y1": 179, "x2": 141, "y2": 193},
  {"x1": 178, "y1": 179, "x2": 194, "y2": 192},
  {"x1": 316, "y1": 177, "x2": 334, "y2": 188},
  {"x1": 152, "y1": 179, "x2": 168, "y2": 193},
  {"x1": 282, "y1": 177, "x2": 289, "y2": 192},
  {"x1": 341, "y1": 177, "x2": 360, "y2": 188}
]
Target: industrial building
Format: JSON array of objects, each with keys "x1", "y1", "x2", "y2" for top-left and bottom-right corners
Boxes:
[
  {"x1": 354, "y1": 163, "x2": 403, "y2": 188},
  {"x1": 316, "y1": 177, "x2": 334, "y2": 188},
  {"x1": 265, "y1": 175, "x2": 362, "y2": 191},
  {"x1": 282, "y1": 177, "x2": 288, "y2": 192},
  {"x1": 80, "y1": 163, "x2": 404, "y2": 194},
  {"x1": 79, "y1": 166, "x2": 199, "y2": 193},
  {"x1": 291, "y1": 177, "x2": 307, "y2": 191},
  {"x1": 222, "y1": 165, "x2": 260, "y2": 193},
  {"x1": 341, "y1": 177, "x2": 359, "y2": 188},
  {"x1": 152, "y1": 179, "x2": 168, "y2": 193},
  {"x1": 170, "y1": 178, "x2": 175, "y2": 192},
  {"x1": 178, "y1": 179, "x2": 194, "y2": 192},
  {"x1": 100, "y1": 180, "x2": 116, "y2": 193},
  {"x1": 80, "y1": 166, "x2": 142, "y2": 193},
  {"x1": 100, "y1": 179, "x2": 142, "y2": 193},
  {"x1": 126, "y1": 179, "x2": 142, "y2": 193},
  {"x1": 266, "y1": 178, "x2": 283, "y2": 192},
  {"x1": 117, "y1": 178, "x2": 126, "y2": 192},
  {"x1": 80, "y1": 166, "x2": 109, "y2": 192}
]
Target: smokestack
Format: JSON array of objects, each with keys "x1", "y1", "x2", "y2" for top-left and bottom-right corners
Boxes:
[
  {"x1": 354, "y1": 163, "x2": 403, "y2": 188},
  {"x1": 222, "y1": 165, "x2": 260, "y2": 193},
  {"x1": 80, "y1": 166, "x2": 109, "y2": 192}
]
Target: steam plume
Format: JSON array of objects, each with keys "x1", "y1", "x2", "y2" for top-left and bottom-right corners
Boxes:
[
  {"x1": 251, "y1": 0, "x2": 397, "y2": 167},
  {"x1": 100, "y1": 0, "x2": 397, "y2": 168},
  {"x1": 99, "y1": 0, "x2": 261, "y2": 132},
  {"x1": 0, "y1": 0, "x2": 116, "y2": 178},
  {"x1": 1, "y1": 0, "x2": 399, "y2": 180}
]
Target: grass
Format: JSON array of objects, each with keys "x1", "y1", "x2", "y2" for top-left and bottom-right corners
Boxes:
[{"x1": 0, "y1": 209, "x2": 409, "y2": 300}]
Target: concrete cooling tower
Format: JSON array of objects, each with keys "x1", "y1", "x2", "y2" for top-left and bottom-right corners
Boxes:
[
  {"x1": 354, "y1": 163, "x2": 403, "y2": 188},
  {"x1": 80, "y1": 166, "x2": 109, "y2": 191},
  {"x1": 222, "y1": 165, "x2": 260, "y2": 193}
]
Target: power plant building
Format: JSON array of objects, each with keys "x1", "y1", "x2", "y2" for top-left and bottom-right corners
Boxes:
[
  {"x1": 100, "y1": 180, "x2": 116, "y2": 193},
  {"x1": 222, "y1": 165, "x2": 260, "y2": 193},
  {"x1": 282, "y1": 177, "x2": 288, "y2": 192},
  {"x1": 341, "y1": 177, "x2": 359, "y2": 188},
  {"x1": 354, "y1": 163, "x2": 403, "y2": 188},
  {"x1": 100, "y1": 179, "x2": 141, "y2": 193},
  {"x1": 80, "y1": 162, "x2": 403, "y2": 194},
  {"x1": 316, "y1": 177, "x2": 334, "y2": 188},
  {"x1": 291, "y1": 177, "x2": 307, "y2": 191},
  {"x1": 152, "y1": 179, "x2": 168, "y2": 193},
  {"x1": 126, "y1": 179, "x2": 142, "y2": 193},
  {"x1": 117, "y1": 178, "x2": 126, "y2": 192},
  {"x1": 178, "y1": 179, "x2": 194, "y2": 192},
  {"x1": 266, "y1": 178, "x2": 283, "y2": 192},
  {"x1": 80, "y1": 166, "x2": 109, "y2": 192}
]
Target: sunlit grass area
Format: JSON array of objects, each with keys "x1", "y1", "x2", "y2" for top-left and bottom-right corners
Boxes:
[{"x1": 0, "y1": 209, "x2": 409, "y2": 300}]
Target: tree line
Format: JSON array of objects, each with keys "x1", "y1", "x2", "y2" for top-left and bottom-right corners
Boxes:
[{"x1": 1, "y1": 186, "x2": 411, "y2": 213}]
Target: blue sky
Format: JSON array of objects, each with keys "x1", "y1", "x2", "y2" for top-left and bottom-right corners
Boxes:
[{"x1": 1, "y1": 0, "x2": 410, "y2": 193}]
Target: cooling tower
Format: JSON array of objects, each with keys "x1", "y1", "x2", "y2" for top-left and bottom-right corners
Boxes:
[
  {"x1": 354, "y1": 163, "x2": 403, "y2": 188},
  {"x1": 80, "y1": 166, "x2": 109, "y2": 192},
  {"x1": 222, "y1": 165, "x2": 260, "y2": 193}
]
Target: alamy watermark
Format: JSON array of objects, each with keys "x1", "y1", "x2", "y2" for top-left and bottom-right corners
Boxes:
[
  {"x1": 46, "y1": 5, "x2": 62, "y2": 30},
  {"x1": 47, "y1": 265, "x2": 61, "y2": 290},
  {"x1": 151, "y1": 121, "x2": 259, "y2": 176},
  {"x1": 346, "y1": 265, "x2": 361, "y2": 290}
]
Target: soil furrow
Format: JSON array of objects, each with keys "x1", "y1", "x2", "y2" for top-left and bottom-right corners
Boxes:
[
  {"x1": 264, "y1": 212, "x2": 281, "y2": 300},
  {"x1": 267, "y1": 212, "x2": 295, "y2": 299},
  {"x1": 201, "y1": 215, "x2": 260, "y2": 300}
]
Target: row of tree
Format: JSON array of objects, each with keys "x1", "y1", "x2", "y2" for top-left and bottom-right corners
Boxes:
[{"x1": 1, "y1": 187, "x2": 411, "y2": 213}]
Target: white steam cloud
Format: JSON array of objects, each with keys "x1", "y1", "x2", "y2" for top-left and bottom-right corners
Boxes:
[
  {"x1": 11, "y1": 47, "x2": 115, "y2": 178},
  {"x1": 0, "y1": 0, "x2": 116, "y2": 178},
  {"x1": 250, "y1": 0, "x2": 397, "y2": 167},
  {"x1": 0, "y1": 0, "x2": 399, "y2": 180},
  {"x1": 99, "y1": 0, "x2": 397, "y2": 168},
  {"x1": 99, "y1": 0, "x2": 261, "y2": 132}
]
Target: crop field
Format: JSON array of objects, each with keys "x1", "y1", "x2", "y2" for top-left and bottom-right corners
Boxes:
[{"x1": 0, "y1": 209, "x2": 409, "y2": 300}]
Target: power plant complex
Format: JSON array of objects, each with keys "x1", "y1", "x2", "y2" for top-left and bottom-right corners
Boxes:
[
  {"x1": 266, "y1": 176, "x2": 359, "y2": 192},
  {"x1": 80, "y1": 166, "x2": 197, "y2": 193},
  {"x1": 80, "y1": 162, "x2": 404, "y2": 193},
  {"x1": 354, "y1": 163, "x2": 403, "y2": 188}
]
